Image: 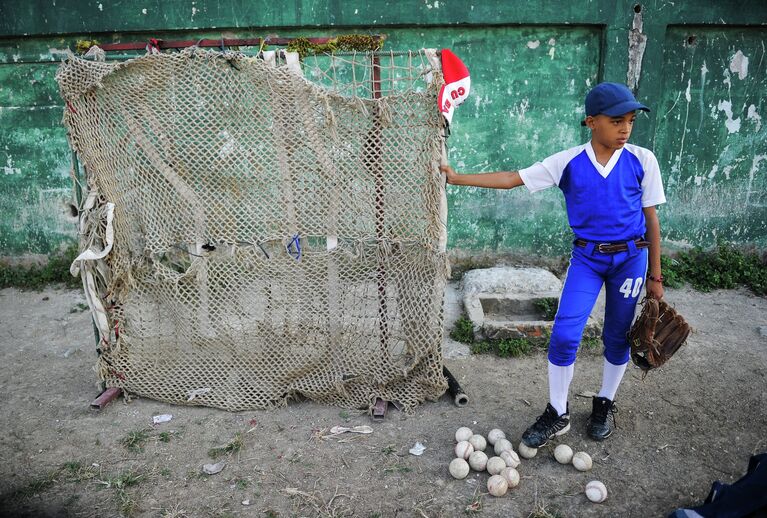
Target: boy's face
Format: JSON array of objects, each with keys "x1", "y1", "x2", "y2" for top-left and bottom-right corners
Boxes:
[{"x1": 585, "y1": 111, "x2": 636, "y2": 150}]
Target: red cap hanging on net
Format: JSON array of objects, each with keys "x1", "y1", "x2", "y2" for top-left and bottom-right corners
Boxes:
[{"x1": 438, "y1": 49, "x2": 471, "y2": 125}]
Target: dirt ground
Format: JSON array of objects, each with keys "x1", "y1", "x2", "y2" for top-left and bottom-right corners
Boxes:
[{"x1": 0, "y1": 282, "x2": 766, "y2": 518}]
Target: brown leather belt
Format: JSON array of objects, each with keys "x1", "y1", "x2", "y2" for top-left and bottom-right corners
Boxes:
[{"x1": 574, "y1": 238, "x2": 650, "y2": 253}]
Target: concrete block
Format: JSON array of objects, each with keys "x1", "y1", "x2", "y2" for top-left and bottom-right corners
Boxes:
[{"x1": 461, "y1": 266, "x2": 601, "y2": 341}]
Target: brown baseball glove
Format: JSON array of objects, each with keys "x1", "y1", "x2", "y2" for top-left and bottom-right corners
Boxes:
[{"x1": 627, "y1": 298, "x2": 691, "y2": 373}]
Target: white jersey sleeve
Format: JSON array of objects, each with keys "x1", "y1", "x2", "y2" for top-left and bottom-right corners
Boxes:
[
  {"x1": 626, "y1": 144, "x2": 666, "y2": 207},
  {"x1": 518, "y1": 145, "x2": 586, "y2": 193}
]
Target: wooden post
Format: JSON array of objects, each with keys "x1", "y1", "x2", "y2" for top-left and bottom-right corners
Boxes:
[{"x1": 371, "y1": 53, "x2": 389, "y2": 418}]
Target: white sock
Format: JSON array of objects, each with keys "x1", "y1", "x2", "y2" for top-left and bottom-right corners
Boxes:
[
  {"x1": 597, "y1": 359, "x2": 629, "y2": 401},
  {"x1": 548, "y1": 361, "x2": 574, "y2": 416}
]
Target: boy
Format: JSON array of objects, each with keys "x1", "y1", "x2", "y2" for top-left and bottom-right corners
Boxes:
[{"x1": 441, "y1": 82, "x2": 666, "y2": 446}]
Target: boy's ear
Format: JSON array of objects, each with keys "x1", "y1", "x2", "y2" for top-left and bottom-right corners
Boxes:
[{"x1": 583, "y1": 115, "x2": 596, "y2": 129}]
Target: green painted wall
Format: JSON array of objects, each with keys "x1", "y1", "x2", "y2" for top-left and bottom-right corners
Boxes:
[
  {"x1": 654, "y1": 26, "x2": 767, "y2": 248},
  {"x1": 1, "y1": 1, "x2": 766, "y2": 258}
]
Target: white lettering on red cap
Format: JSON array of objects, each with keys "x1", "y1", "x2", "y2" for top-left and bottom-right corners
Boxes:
[{"x1": 438, "y1": 49, "x2": 471, "y2": 125}]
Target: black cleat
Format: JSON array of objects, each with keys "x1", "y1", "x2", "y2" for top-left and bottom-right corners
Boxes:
[
  {"x1": 521, "y1": 403, "x2": 571, "y2": 448},
  {"x1": 587, "y1": 396, "x2": 616, "y2": 441}
]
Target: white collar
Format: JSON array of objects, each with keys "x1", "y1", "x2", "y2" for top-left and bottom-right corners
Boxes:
[{"x1": 585, "y1": 142, "x2": 624, "y2": 177}]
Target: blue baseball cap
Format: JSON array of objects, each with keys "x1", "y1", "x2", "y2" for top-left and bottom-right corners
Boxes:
[{"x1": 581, "y1": 82, "x2": 649, "y2": 125}]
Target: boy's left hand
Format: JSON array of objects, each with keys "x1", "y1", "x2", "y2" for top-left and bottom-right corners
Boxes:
[{"x1": 646, "y1": 279, "x2": 664, "y2": 300}]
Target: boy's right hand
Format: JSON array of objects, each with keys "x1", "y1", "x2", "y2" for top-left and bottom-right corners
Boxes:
[{"x1": 440, "y1": 164, "x2": 459, "y2": 184}]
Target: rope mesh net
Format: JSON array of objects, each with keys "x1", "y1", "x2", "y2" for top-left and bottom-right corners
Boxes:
[{"x1": 57, "y1": 47, "x2": 449, "y2": 412}]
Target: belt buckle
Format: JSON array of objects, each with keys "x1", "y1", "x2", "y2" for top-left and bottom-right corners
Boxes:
[{"x1": 597, "y1": 243, "x2": 611, "y2": 253}]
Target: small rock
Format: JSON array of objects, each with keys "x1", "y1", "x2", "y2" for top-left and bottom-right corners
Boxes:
[
  {"x1": 242, "y1": 499, "x2": 250, "y2": 506},
  {"x1": 443, "y1": 338, "x2": 471, "y2": 359},
  {"x1": 202, "y1": 461, "x2": 226, "y2": 475},
  {"x1": 758, "y1": 326, "x2": 767, "y2": 338}
]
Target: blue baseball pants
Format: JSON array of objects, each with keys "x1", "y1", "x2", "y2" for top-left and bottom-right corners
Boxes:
[{"x1": 548, "y1": 241, "x2": 648, "y2": 367}]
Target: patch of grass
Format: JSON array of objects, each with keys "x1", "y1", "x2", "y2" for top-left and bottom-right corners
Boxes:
[
  {"x1": 581, "y1": 337, "x2": 601, "y2": 350},
  {"x1": 2, "y1": 471, "x2": 59, "y2": 501},
  {"x1": 286, "y1": 34, "x2": 383, "y2": 59},
  {"x1": 660, "y1": 255, "x2": 683, "y2": 288},
  {"x1": 661, "y1": 244, "x2": 767, "y2": 295},
  {"x1": 381, "y1": 445, "x2": 396, "y2": 455},
  {"x1": 234, "y1": 478, "x2": 248, "y2": 490},
  {"x1": 464, "y1": 488, "x2": 483, "y2": 514},
  {"x1": 496, "y1": 337, "x2": 535, "y2": 358},
  {"x1": 527, "y1": 501, "x2": 564, "y2": 518},
  {"x1": 383, "y1": 464, "x2": 412, "y2": 474},
  {"x1": 185, "y1": 469, "x2": 207, "y2": 480},
  {"x1": 450, "y1": 316, "x2": 475, "y2": 344},
  {"x1": 22, "y1": 473, "x2": 58, "y2": 494},
  {"x1": 533, "y1": 297, "x2": 559, "y2": 320},
  {"x1": 69, "y1": 302, "x2": 89, "y2": 313},
  {"x1": 61, "y1": 461, "x2": 98, "y2": 482},
  {"x1": 100, "y1": 471, "x2": 145, "y2": 490},
  {"x1": 121, "y1": 429, "x2": 151, "y2": 453},
  {"x1": 469, "y1": 328, "x2": 605, "y2": 359},
  {"x1": 97, "y1": 470, "x2": 146, "y2": 517},
  {"x1": 0, "y1": 243, "x2": 81, "y2": 290},
  {"x1": 62, "y1": 461, "x2": 82, "y2": 473},
  {"x1": 0, "y1": 460, "x2": 103, "y2": 503},
  {"x1": 118, "y1": 490, "x2": 138, "y2": 517},
  {"x1": 208, "y1": 432, "x2": 244, "y2": 459},
  {"x1": 157, "y1": 431, "x2": 180, "y2": 443},
  {"x1": 469, "y1": 341, "x2": 491, "y2": 354},
  {"x1": 160, "y1": 468, "x2": 172, "y2": 479},
  {"x1": 471, "y1": 336, "x2": 547, "y2": 358},
  {"x1": 338, "y1": 410, "x2": 351, "y2": 421},
  {"x1": 160, "y1": 504, "x2": 188, "y2": 518}
]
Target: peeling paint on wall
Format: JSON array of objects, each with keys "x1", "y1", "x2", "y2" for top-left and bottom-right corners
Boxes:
[
  {"x1": 747, "y1": 104, "x2": 762, "y2": 131},
  {"x1": 746, "y1": 154, "x2": 766, "y2": 206},
  {"x1": 627, "y1": 5, "x2": 647, "y2": 91},
  {"x1": 655, "y1": 27, "x2": 767, "y2": 248},
  {"x1": 729, "y1": 50, "x2": 749, "y2": 80},
  {"x1": 1, "y1": 3, "x2": 766, "y2": 258},
  {"x1": 717, "y1": 100, "x2": 741, "y2": 134}
]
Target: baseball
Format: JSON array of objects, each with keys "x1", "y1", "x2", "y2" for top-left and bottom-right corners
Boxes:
[
  {"x1": 493, "y1": 438, "x2": 514, "y2": 455},
  {"x1": 585, "y1": 480, "x2": 608, "y2": 503},
  {"x1": 455, "y1": 440, "x2": 474, "y2": 460},
  {"x1": 500, "y1": 449, "x2": 520, "y2": 469},
  {"x1": 487, "y1": 428, "x2": 506, "y2": 445},
  {"x1": 501, "y1": 467, "x2": 520, "y2": 488},
  {"x1": 455, "y1": 427, "x2": 473, "y2": 442},
  {"x1": 449, "y1": 458, "x2": 470, "y2": 480},
  {"x1": 486, "y1": 456, "x2": 506, "y2": 475},
  {"x1": 487, "y1": 474, "x2": 508, "y2": 497},
  {"x1": 468, "y1": 451, "x2": 488, "y2": 471},
  {"x1": 518, "y1": 441, "x2": 538, "y2": 459},
  {"x1": 573, "y1": 451, "x2": 593, "y2": 472},
  {"x1": 468, "y1": 434, "x2": 487, "y2": 452},
  {"x1": 554, "y1": 444, "x2": 574, "y2": 464}
]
